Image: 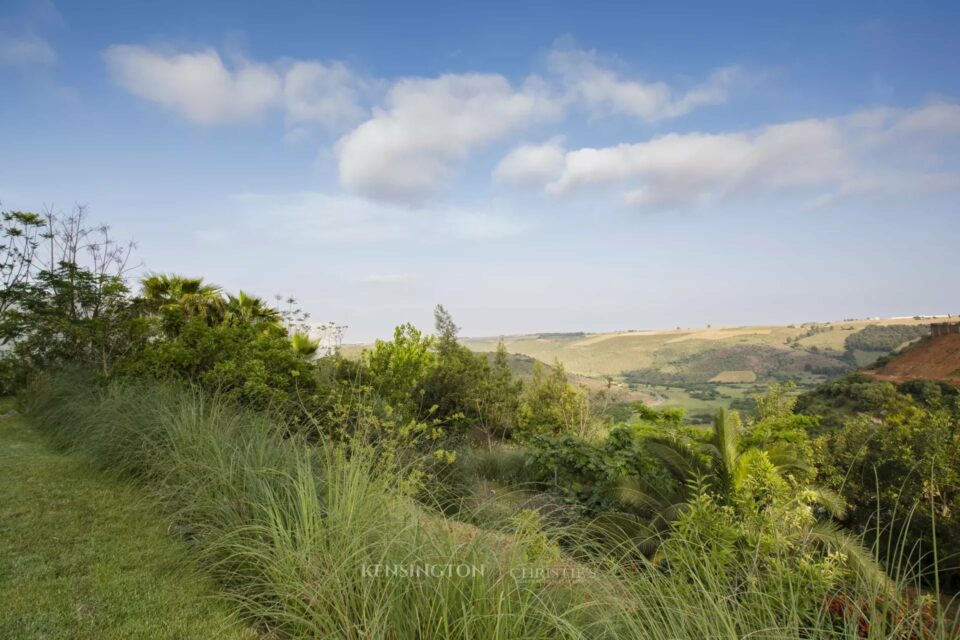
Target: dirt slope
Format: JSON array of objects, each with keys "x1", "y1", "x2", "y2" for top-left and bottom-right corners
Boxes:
[{"x1": 869, "y1": 334, "x2": 960, "y2": 384}]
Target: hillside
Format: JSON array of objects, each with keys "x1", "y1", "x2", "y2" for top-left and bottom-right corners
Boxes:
[
  {"x1": 460, "y1": 317, "x2": 936, "y2": 416},
  {"x1": 869, "y1": 333, "x2": 960, "y2": 384},
  {"x1": 461, "y1": 318, "x2": 934, "y2": 378}
]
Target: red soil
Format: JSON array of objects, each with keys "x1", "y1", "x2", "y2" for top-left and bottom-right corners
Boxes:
[{"x1": 868, "y1": 334, "x2": 960, "y2": 385}]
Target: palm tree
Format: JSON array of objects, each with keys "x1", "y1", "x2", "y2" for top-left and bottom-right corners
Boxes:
[
  {"x1": 644, "y1": 409, "x2": 808, "y2": 501},
  {"x1": 141, "y1": 274, "x2": 224, "y2": 325},
  {"x1": 608, "y1": 409, "x2": 889, "y2": 591},
  {"x1": 290, "y1": 332, "x2": 320, "y2": 358},
  {"x1": 222, "y1": 290, "x2": 282, "y2": 329}
]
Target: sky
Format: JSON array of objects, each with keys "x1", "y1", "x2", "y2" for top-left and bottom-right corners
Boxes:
[{"x1": 1, "y1": 0, "x2": 959, "y2": 342}]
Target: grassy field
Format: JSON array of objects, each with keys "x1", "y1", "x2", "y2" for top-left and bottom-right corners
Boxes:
[
  {"x1": 456, "y1": 317, "x2": 935, "y2": 416},
  {"x1": 0, "y1": 408, "x2": 255, "y2": 640},
  {"x1": 461, "y1": 317, "x2": 934, "y2": 378}
]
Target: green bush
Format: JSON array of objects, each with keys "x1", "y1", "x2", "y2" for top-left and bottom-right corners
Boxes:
[
  {"x1": 527, "y1": 425, "x2": 674, "y2": 512},
  {"x1": 815, "y1": 398, "x2": 960, "y2": 589},
  {"x1": 114, "y1": 318, "x2": 323, "y2": 423}
]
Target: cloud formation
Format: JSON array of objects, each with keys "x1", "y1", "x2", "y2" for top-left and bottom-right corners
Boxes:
[
  {"x1": 104, "y1": 46, "x2": 281, "y2": 124},
  {"x1": 103, "y1": 45, "x2": 366, "y2": 128},
  {"x1": 103, "y1": 41, "x2": 745, "y2": 204},
  {"x1": 506, "y1": 102, "x2": 960, "y2": 210},
  {"x1": 282, "y1": 60, "x2": 368, "y2": 130},
  {"x1": 548, "y1": 45, "x2": 740, "y2": 121},
  {"x1": 493, "y1": 138, "x2": 566, "y2": 186},
  {"x1": 335, "y1": 74, "x2": 560, "y2": 205}
]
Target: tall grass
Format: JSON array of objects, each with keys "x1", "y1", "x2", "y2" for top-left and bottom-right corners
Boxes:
[{"x1": 26, "y1": 371, "x2": 959, "y2": 639}]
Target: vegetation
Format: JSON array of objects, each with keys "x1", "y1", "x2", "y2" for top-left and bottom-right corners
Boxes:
[
  {"x1": 2, "y1": 206, "x2": 958, "y2": 638},
  {"x1": 0, "y1": 409, "x2": 253, "y2": 640},
  {"x1": 462, "y1": 318, "x2": 934, "y2": 418},
  {"x1": 801, "y1": 375, "x2": 960, "y2": 590},
  {"x1": 845, "y1": 324, "x2": 930, "y2": 355}
]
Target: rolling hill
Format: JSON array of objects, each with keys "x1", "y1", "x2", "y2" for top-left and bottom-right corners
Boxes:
[{"x1": 460, "y1": 317, "x2": 937, "y2": 415}]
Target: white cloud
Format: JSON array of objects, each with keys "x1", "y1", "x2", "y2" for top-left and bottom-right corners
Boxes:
[
  {"x1": 547, "y1": 45, "x2": 740, "y2": 121},
  {"x1": 282, "y1": 60, "x2": 367, "y2": 130},
  {"x1": 518, "y1": 102, "x2": 960, "y2": 210},
  {"x1": 104, "y1": 44, "x2": 366, "y2": 129},
  {"x1": 335, "y1": 73, "x2": 561, "y2": 205},
  {"x1": 104, "y1": 45, "x2": 282, "y2": 124},
  {"x1": 886, "y1": 102, "x2": 960, "y2": 138},
  {"x1": 0, "y1": 33, "x2": 56, "y2": 66},
  {"x1": 493, "y1": 138, "x2": 566, "y2": 186}
]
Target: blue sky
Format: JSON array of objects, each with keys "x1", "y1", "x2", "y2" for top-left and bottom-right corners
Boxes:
[{"x1": 2, "y1": 0, "x2": 959, "y2": 341}]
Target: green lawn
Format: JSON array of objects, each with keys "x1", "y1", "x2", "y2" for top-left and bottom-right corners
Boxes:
[{"x1": 0, "y1": 411, "x2": 255, "y2": 640}]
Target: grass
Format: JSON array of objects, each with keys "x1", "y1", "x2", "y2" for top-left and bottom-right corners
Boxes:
[
  {"x1": 0, "y1": 406, "x2": 255, "y2": 640},
  {"x1": 25, "y1": 374, "x2": 588, "y2": 639},
  {"x1": 22, "y1": 372, "x2": 958, "y2": 639}
]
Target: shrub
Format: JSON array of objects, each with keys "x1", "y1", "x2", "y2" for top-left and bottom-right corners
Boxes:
[{"x1": 114, "y1": 318, "x2": 322, "y2": 423}]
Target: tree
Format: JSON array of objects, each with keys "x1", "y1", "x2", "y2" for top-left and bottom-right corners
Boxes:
[
  {"x1": 814, "y1": 385, "x2": 960, "y2": 589},
  {"x1": 516, "y1": 360, "x2": 594, "y2": 439},
  {"x1": 141, "y1": 274, "x2": 225, "y2": 332},
  {"x1": 365, "y1": 323, "x2": 436, "y2": 421},
  {"x1": 423, "y1": 304, "x2": 491, "y2": 429},
  {"x1": 612, "y1": 408, "x2": 886, "y2": 590},
  {"x1": 222, "y1": 290, "x2": 283, "y2": 329},
  {"x1": 475, "y1": 342, "x2": 523, "y2": 437},
  {"x1": 290, "y1": 332, "x2": 320, "y2": 358},
  {"x1": 0, "y1": 209, "x2": 47, "y2": 329},
  {"x1": 0, "y1": 206, "x2": 144, "y2": 388}
]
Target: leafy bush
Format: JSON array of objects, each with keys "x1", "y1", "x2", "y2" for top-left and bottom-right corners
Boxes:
[
  {"x1": 114, "y1": 318, "x2": 322, "y2": 422},
  {"x1": 526, "y1": 426, "x2": 672, "y2": 511},
  {"x1": 516, "y1": 361, "x2": 597, "y2": 440},
  {"x1": 814, "y1": 395, "x2": 960, "y2": 589},
  {"x1": 796, "y1": 373, "x2": 913, "y2": 433}
]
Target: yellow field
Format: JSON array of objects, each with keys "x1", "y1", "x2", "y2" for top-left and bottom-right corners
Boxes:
[
  {"x1": 709, "y1": 370, "x2": 757, "y2": 383},
  {"x1": 460, "y1": 317, "x2": 935, "y2": 378}
]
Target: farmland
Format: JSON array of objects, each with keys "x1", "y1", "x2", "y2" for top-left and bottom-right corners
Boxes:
[{"x1": 461, "y1": 317, "x2": 935, "y2": 417}]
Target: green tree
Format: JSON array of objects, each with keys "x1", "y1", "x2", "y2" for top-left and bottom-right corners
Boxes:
[
  {"x1": 815, "y1": 390, "x2": 960, "y2": 589},
  {"x1": 475, "y1": 342, "x2": 523, "y2": 437},
  {"x1": 0, "y1": 209, "x2": 47, "y2": 330},
  {"x1": 222, "y1": 290, "x2": 282, "y2": 329},
  {"x1": 516, "y1": 360, "x2": 593, "y2": 440},
  {"x1": 614, "y1": 409, "x2": 886, "y2": 590},
  {"x1": 423, "y1": 304, "x2": 491, "y2": 429},
  {"x1": 140, "y1": 274, "x2": 224, "y2": 331},
  {"x1": 365, "y1": 323, "x2": 437, "y2": 421}
]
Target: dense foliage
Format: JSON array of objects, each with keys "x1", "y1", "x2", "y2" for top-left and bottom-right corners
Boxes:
[{"x1": 801, "y1": 375, "x2": 960, "y2": 589}]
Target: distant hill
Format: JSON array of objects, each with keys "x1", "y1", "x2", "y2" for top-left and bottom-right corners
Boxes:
[
  {"x1": 461, "y1": 317, "x2": 939, "y2": 416},
  {"x1": 869, "y1": 332, "x2": 960, "y2": 385},
  {"x1": 462, "y1": 318, "x2": 934, "y2": 381}
]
